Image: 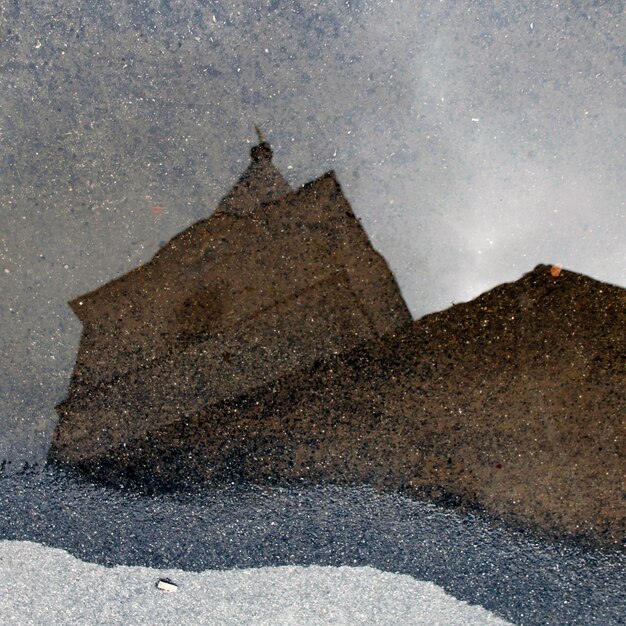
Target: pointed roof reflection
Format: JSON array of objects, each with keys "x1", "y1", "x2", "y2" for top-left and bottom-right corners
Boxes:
[{"x1": 219, "y1": 135, "x2": 291, "y2": 215}]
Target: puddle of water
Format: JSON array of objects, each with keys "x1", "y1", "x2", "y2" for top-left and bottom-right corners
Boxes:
[{"x1": 1, "y1": 3, "x2": 624, "y2": 623}]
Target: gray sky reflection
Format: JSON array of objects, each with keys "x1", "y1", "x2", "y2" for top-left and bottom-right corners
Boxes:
[{"x1": 0, "y1": 0, "x2": 624, "y2": 462}]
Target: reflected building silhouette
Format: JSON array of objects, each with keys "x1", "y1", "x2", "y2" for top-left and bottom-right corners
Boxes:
[
  {"x1": 49, "y1": 137, "x2": 412, "y2": 478},
  {"x1": 48, "y1": 138, "x2": 625, "y2": 546}
]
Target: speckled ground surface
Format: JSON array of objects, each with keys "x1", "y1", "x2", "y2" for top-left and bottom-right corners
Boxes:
[
  {"x1": 1, "y1": 2, "x2": 624, "y2": 624},
  {"x1": 1, "y1": 470, "x2": 624, "y2": 626},
  {"x1": 0, "y1": 541, "x2": 515, "y2": 625}
]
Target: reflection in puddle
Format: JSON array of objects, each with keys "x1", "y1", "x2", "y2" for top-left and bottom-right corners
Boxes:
[
  {"x1": 48, "y1": 140, "x2": 625, "y2": 548},
  {"x1": 2, "y1": 3, "x2": 625, "y2": 623},
  {"x1": 50, "y1": 137, "x2": 411, "y2": 477}
]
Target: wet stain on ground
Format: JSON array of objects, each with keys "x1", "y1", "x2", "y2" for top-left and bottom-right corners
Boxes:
[{"x1": 0, "y1": 468, "x2": 624, "y2": 626}]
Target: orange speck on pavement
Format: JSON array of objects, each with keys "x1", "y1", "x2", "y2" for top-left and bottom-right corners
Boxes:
[{"x1": 550, "y1": 265, "x2": 562, "y2": 277}]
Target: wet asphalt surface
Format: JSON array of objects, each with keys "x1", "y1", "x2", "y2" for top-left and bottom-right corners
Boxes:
[
  {"x1": 2, "y1": 4, "x2": 624, "y2": 625},
  {"x1": 0, "y1": 468, "x2": 624, "y2": 626}
]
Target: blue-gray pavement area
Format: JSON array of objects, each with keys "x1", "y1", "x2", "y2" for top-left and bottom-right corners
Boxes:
[{"x1": 0, "y1": 468, "x2": 623, "y2": 626}]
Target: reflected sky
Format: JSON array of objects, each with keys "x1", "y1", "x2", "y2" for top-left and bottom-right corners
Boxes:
[{"x1": 0, "y1": 0, "x2": 624, "y2": 461}]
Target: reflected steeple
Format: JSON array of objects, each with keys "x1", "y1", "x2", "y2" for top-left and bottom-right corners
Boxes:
[
  {"x1": 49, "y1": 136, "x2": 412, "y2": 481},
  {"x1": 219, "y1": 126, "x2": 291, "y2": 215},
  {"x1": 253, "y1": 123, "x2": 265, "y2": 143}
]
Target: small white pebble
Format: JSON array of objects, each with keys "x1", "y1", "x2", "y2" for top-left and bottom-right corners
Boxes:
[{"x1": 156, "y1": 579, "x2": 178, "y2": 592}]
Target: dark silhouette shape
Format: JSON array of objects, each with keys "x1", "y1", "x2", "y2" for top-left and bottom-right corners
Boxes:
[
  {"x1": 49, "y1": 138, "x2": 412, "y2": 474},
  {"x1": 48, "y1": 140, "x2": 625, "y2": 546}
]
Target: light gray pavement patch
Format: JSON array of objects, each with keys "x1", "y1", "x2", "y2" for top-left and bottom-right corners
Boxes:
[
  {"x1": 0, "y1": 470, "x2": 623, "y2": 626},
  {"x1": 0, "y1": 540, "x2": 513, "y2": 625}
]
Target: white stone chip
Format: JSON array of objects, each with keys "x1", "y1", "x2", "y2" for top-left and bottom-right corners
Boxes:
[{"x1": 156, "y1": 578, "x2": 178, "y2": 592}]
